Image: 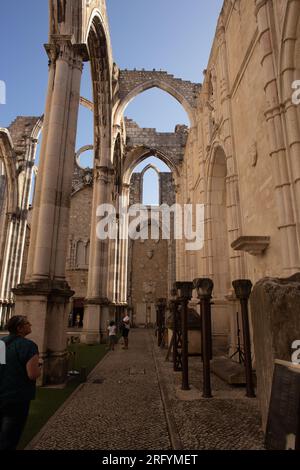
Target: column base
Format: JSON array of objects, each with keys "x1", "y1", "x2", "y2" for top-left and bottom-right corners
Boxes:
[
  {"x1": 81, "y1": 299, "x2": 110, "y2": 344},
  {"x1": 13, "y1": 280, "x2": 74, "y2": 386}
]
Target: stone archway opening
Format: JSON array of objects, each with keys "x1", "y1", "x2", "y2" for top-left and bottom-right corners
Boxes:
[
  {"x1": 126, "y1": 154, "x2": 176, "y2": 328},
  {"x1": 209, "y1": 146, "x2": 231, "y2": 353},
  {"x1": 124, "y1": 88, "x2": 190, "y2": 132},
  {"x1": 114, "y1": 69, "x2": 201, "y2": 128}
]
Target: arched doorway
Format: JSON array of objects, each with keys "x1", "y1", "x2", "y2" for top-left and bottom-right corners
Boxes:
[{"x1": 208, "y1": 146, "x2": 231, "y2": 351}]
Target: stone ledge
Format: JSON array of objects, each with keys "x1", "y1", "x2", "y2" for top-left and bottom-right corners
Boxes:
[
  {"x1": 231, "y1": 236, "x2": 270, "y2": 256},
  {"x1": 211, "y1": 356, "x2": 256, "y2": 386}
]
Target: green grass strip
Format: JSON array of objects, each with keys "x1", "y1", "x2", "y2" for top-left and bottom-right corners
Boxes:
[{"x1": 18, "y1": 343, "x2": 107, "y2": 450}]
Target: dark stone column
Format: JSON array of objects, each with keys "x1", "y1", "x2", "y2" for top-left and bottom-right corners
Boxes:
[
  {"x1": 232, "y1": 279, "x2": 255, "y2": 398},
  {"x1": 194, "y1": 278, "x2": 214, "y2": 398},
  {"x1": 175, "y1": 282, "x2": 193, "y2": 391}
]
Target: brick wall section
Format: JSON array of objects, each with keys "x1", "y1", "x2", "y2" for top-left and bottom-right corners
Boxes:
[
  {"x1": 129, "y1": 173, "x2": 142, "y2": 206},
  {"x1": 119, "y1": 70, "x2": 202, "y2": 110},
  {"x1": 125, "y1": 118, "x2": 188, "y2": 166},
  {"x1": 66, "y1": 186, "x2": 93, "y2": 299},
  {"x1": 8, "y1": 116, "x2": 41, "y2": 155},
  {"x1": 160, "y1": 173, "x2": 175, "y2": 206}
]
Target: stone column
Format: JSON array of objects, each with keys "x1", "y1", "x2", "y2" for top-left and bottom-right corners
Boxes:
[
  {"x1": 255, "y1": 0, "x2": 300, "y2": 273},
  {"x1": 82, "y1": 165, "x2": 115, "y2": 343},
  {"x1": 119, "y1": 185, "x2": 130, "y2": 305},
  {"x1": 25, "y1": 48, "x2": 56, "y2": 281},
  {"x1": 280, "y1": 0, "x2": 300, "y2": 250},
  {"x1": 13, "y1": 37, "x2": 86, "y2": 384},
  {"x1": 217, "y1": 24, "x2": 244, "y2": 282}
]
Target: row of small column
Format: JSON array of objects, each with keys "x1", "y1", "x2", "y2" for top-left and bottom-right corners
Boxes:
[{"x1": 156, "y1": 279, "x2": 255, "y2": 399}]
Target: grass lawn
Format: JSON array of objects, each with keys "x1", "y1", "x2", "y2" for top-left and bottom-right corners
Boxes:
[{"x1": 18, "y1": 343, "x2": 107, "y2": 450}]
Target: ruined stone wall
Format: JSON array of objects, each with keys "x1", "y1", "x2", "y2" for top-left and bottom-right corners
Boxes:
[
  {"x1": 128, "y1": 169, "x2": 176, "y2": 324},
  {"x1": 160, "y1": 173, "x2": 175, "y2": 206},
  {"x1": 66, "y1": 186, "x2": 93, "y2": 299},
  {"x1": 129, "y1": 173, "x2": 142, "y2": 206},
  {"x1": 119, "y1": 70, "x2": 201, "y2": 111},
  {"x1": 179, "y1": 0, "x2": 289, "y2": 287},
  {"x1": 125, "y1": 118, "x2": 188, "y2": 167},
  {"x1": 130, "y1": 237, "x2": 169, "y2": 306}
]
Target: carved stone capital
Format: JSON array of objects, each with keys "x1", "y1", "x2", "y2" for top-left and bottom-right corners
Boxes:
[
  {"x1": 174, "y1": 281, "x2": 194, "y2": 300},
  {"x1": 232, "y1": 279, "x2": 253, "y2": 300},
  {"x1": 94, "y1": 166, "x2": 115, "y2": 184},
  {"x1": 193, "y1": 278, "x2": 214, "y2": 299}
]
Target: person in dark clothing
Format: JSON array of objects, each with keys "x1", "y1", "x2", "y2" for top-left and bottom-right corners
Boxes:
[{"x1": 0, "y1": 315, "x2": 41, "y2": 450}]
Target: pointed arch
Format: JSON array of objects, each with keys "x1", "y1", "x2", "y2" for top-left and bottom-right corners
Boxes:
[
  {"x1": 114, "y1": 78, "x2": 195, "y2": 128},
  {"x1": 123, "y1": 147, "x2": 179, "y2": 186},
  {"x1": 87, "y1": 12, "x2": 112, "y2": 166}
]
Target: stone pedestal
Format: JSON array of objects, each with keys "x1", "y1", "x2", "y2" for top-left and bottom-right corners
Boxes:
[
  {"x1": 81, "y1": 300, "x2": 110, "y2": 344},
  {"x1": 250, "y1": 274, "x2": 300, "y2": 431},
  {"x1": 13, "y1": 280, "x2": 74, "y2": 385}
]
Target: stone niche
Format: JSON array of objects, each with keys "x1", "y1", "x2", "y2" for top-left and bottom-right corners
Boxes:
[{"x1": 250, "y1": 274, "x2": 300, "y2": 431}]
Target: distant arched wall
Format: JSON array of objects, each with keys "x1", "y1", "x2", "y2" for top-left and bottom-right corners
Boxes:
[{"x1": 114, "y1": 71, "x2": 200, "y2": 127}]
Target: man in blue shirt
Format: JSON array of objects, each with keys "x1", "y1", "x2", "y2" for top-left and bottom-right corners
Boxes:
[{"x1": 0, "y1": 315, "x2": 41, "y2": 450}]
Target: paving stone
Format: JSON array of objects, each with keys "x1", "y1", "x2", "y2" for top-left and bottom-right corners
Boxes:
[{"x1": 29, "y1": 329, "x2": 265, "y2": 451}]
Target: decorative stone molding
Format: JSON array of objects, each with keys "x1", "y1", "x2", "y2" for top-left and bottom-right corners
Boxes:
[{"x1": 231, "y1": 236, "x2": 270, "y2": 255}]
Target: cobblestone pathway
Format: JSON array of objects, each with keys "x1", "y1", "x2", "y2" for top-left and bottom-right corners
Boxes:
[{"x1": 29, "y1": 329, "x2": 265, "y2": 450}]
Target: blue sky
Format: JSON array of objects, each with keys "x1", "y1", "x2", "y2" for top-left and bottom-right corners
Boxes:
[{"x1": 0, "y1": 1, "x2": 223, "y2": 201}]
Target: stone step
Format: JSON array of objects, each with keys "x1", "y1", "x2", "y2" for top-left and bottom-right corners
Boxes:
[{"x1": 211, "y1": 356, "x2": 257, "y2": 386}]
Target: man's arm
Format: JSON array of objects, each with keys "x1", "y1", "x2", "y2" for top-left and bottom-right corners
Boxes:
[{"x1": 26, "y1": 354, "x2": 41, "y2": 381}]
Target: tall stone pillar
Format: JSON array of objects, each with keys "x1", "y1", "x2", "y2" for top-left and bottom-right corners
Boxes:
[
  {"x1": 119, "y1": 186, "x2": 130, "y2": 305},
  {"x1": 280, "y1": 0, "x2": 300, "y2": 251},
  {"x1": 215, "y1": 24, "x2": 244, "y2": 355},
  {"x1": 13, "y1": 37, "x2": 86, "y2": 384},
  {"x1": 255, "y1": 0, "x2": 300, "y2": 273},
  {"x1": 217, "y1": 24, "x2": 244, "y2": 283},
  {"x1": 82, "y1": 165, "x2": 115, "y2": 344}
]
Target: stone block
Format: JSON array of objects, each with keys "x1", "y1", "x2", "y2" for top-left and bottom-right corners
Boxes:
[{"x1": 250, "y1": 274, "x2": 300, "y2": 431}]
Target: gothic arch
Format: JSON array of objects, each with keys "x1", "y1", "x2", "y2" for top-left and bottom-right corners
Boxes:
[
  {"x1": 0, "y1": 129, "x2": 17, "y2": 214},
  {"x1": 205, "y1": 144, "x2": 231, "y2": 341},
  {"x1": 114, "y1": 71, "x2": 201, "y2": 127},
  {"x1": 123, "y1": 147, "x2": 179, "y2": 185},
  {"x1": 87, "y1": 13, "x2": 112, "y2": 165}
]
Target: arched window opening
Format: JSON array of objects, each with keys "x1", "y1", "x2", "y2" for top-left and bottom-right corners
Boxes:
[
  {"x1": 76, "y1": 241, "x2": 86, "y2": 268},
  {"x1": 86, "y1": 241, "x2": 90, "y2": 266},
  {"x1": 125, "y1": 88, "x2": 189, "y2": 132},
  {"x1": 75, "y1": 65, "x2": 94, "y2": 168},
  {"x1": 29, "y1": 166, "x2": 38, "y2": 207},
  {"x1": 142, "y1": 168, "x2": 159, "y2": 206},
  {"x1": 131, "y1": 156, "x2": 171, "y2": 206},
  {"x1": 133, "y1": 156, "x2": 170, "y2": 173}
]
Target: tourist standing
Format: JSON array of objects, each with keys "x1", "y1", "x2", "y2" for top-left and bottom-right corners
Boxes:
[
  {"x1": 107, "y1": 321, "x2": 117, "y2": 351},
  {"x1": 122, "y1": 313, "x2": 130, "y2": 350},
  {"x1": 0, "y1": 316, "x2": 41, "y2": 450}
]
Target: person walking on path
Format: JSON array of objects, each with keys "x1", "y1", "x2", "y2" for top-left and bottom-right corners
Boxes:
[
  {"x1": 107, "y1": 321, "x2": 117, "y2": 351},
  {"x1": 122, "y1": 314, "x2": 130, "y2": 350},
  {"x1": 0, "y1": 315, "x2": 41, "y2": 450}
]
